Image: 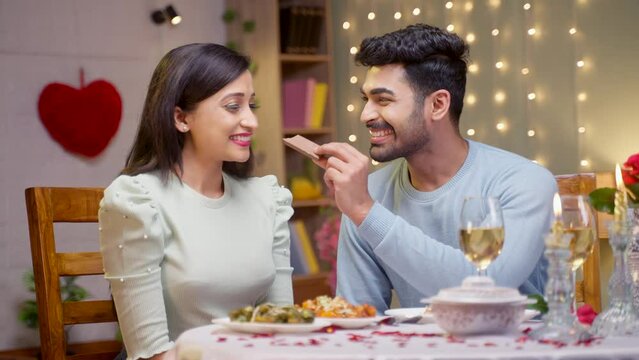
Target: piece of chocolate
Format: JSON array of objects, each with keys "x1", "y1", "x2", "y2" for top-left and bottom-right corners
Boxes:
[{"x1": 283, "y1": 135, "x2": 320, "y2": 161}]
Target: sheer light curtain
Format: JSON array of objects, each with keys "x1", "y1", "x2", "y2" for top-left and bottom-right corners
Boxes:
[{"x1": 331, "y1": 0, "x2": 639, "y2": 175}]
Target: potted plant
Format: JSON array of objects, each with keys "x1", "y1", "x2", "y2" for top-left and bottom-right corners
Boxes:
[{"x1": 18, "y1": 270, "x2": 89, "y2": 349}]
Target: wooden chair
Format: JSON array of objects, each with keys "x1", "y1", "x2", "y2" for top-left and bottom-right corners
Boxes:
[
  {"x1": 25, "y1": 187, "x2": 121, "y2": 360},
  {"x1": 555, "y1": 173, "x2": 605, "y2": 312},
  {"x1": 292, "y1": 273, "x2": 333, "y2": 304}
]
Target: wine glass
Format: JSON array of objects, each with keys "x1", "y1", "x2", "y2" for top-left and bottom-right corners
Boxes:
[
  {"x1": 459, "y1": 197, "x2": 505, "y2": 277},
  {"x1": 560, "y1": 195, "x2": 597, "y2": 312}
]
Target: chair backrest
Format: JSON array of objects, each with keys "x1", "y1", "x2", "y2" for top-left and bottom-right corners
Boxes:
[
  {"x1": 292, "y1": 273, "x2": 333, "y2": 304},
  {"x1": 554, "y1": 173, "x2": 603, "y2": 312},
  {"x1": 25, "y1": 187, "x2": 119, "y2": 360}
]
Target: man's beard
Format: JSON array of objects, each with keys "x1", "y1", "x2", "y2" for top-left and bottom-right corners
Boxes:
[{"x1": 369, "y1": 106, "x2": 429, "y2": 163}]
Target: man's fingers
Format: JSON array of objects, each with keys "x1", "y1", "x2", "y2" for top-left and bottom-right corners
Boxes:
[
  {"x1": 312, "y1": 157, "x2": 328, "y2": 169},
  {"x1": 323, "y1": 167, "x2": 345, "y2": 184},
  {"x1": 324, "y1": 155, "x2": 349, "y2": 173},
  {"x1": 316, "y1": 142, "x2": 364, "y2": 160},
  {"x1": 323, "y1": 173, "x2": 335, "y2": 193}
]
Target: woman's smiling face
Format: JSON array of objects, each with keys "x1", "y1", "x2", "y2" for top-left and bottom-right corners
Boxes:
[{"x1": 177, "y1": 70, "x2": 258, "y2": 164}]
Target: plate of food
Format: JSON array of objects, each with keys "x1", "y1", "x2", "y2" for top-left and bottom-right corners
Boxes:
[
  {"x1": 212, "y1": 303, "x2": 330, "y2": 334},
  {"x1": 316, "y1": 316, "x2": 389, "y2": 329},
  {"x1": 211, "y1": 317, "x2": 331, "y2": 334},
  {"x1": 384, "y1": 307, "x2": 434, "y2": 324},
  {"x1": 301, "y1": 295, "x2": 384, "y2": 329}
]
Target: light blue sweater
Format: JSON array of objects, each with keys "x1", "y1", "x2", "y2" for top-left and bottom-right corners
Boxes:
[{"x1": 336, "y1": 140, "x2": 557, "y2": 312}]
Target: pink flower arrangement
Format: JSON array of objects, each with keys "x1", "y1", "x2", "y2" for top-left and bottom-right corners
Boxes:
[{"x1": 313, "y1": 214, "x2": 341, "y2": 291}]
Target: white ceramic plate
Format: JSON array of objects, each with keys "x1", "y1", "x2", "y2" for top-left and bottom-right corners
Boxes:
[
  {"x1": 523, "y1": 309, "x2": 541, "y2": 322},
  {"x1": 211, "y1": 317, "x2": 331, "y2": 334},
  {"x1": 384, "y1": 307, "x2": 434, "y2": 323},
  {"x1": 316, "y1": 316, "x2": 389, "y2": 329}
]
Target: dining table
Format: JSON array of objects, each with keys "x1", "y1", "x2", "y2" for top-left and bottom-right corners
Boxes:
[{"x1": 174, "y1": 320, "x2": 639, "y2": 360}]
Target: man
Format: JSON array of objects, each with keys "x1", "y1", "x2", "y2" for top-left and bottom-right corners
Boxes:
[{"x1": 315, "y1": 24, "x2": 556, "y2": 312}]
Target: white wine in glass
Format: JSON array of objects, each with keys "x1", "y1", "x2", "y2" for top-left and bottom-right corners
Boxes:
[
  {"x1": 560, "y1": 194, "x2": 597, "y2": 312},
  {"x1": 560, "y1": 195, "x2": 597, "y2": 272},
  {"x1": 565, "y1": 227, "x2": 596, "y2": 272},
  {"x1": 459, "y1": 197, "x2": 505, "y2": 276}
]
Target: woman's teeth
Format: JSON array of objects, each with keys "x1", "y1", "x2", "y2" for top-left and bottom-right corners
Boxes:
[{"x1": 230, "y1": 135, "x2": 251, "y2": 141}]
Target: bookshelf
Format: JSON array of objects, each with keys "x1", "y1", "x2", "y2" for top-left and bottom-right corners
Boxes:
[{"x1": 225, "y1": 0, "x2": 336, "y2": 287}]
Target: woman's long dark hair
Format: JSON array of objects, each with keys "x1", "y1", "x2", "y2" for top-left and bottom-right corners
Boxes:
[{"x1": 122, "y1": 43, "x2": 254, "y2": 180}]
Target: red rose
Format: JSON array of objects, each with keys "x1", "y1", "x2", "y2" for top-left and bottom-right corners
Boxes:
[
  {"x1": 623, "y1": 153, "x2": 639, "y2": 182},
  {"x1": 576, "y1": 304, "x2": 597, "y2": 326},
  {"x1": 622, "y1": 169, "x2": 637, "y2": 186}
]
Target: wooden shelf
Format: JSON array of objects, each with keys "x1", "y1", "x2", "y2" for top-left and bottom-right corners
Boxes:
[
  {"x1": 292, "y1": 197, "x2": 334, "y2": 208},
  {"x1": 280, "y1": 53, "x2": 331, "y2": 63},
  {"x1": 283, "y1": 127, "x2": 335, "y2": 136}
]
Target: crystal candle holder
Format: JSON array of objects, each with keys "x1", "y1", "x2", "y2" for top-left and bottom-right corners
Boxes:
[
  {"x1": 591, "y1": 221, "x2": 639, "y2": 336},
  {"x1": 529, "y1": 233, "x2": 591, "y2": 343}
]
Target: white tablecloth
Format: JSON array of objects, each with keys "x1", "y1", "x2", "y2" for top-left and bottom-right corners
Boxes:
[{"x1": 175, "y1": 322, "x2": 639, "y2": 360}]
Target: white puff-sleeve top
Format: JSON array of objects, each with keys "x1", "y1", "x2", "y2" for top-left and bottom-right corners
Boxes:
[{"x1": 99, "y1": 172, "x2": 294, "y2": 360}]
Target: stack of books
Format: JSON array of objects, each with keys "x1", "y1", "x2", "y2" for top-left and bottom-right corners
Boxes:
[
  {"x1": 279, "y1": 5, "x2": 324, "y2": 55},
  {"x1": 289, "y1": 220, "x2": 320, "y2": 275},
  {"x1": 282, "y1": 77, "x2": 328, "y2": 129}
]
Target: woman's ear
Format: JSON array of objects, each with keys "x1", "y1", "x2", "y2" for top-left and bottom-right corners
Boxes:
[
  {"x1": 429, "y1": 90, "x2": 451, "y2": 122},
  {"x1": 174, "y1": 107, "x2": 189, "y2": 133}
]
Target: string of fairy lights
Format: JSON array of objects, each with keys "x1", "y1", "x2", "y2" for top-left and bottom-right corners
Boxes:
[{"x1": 335, "y1": 0, "x2": 591, "y2": 171}]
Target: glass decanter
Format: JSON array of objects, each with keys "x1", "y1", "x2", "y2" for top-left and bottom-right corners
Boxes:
[
  {"x1": 626, "y1": 208, "x2": 639, "y2": 310},
  {"x1": 591, "y1": 221, "x2": 639, "y2": 336},
  {"x1": 529, "y1": 233, "x2": 591, "y2": 343}
]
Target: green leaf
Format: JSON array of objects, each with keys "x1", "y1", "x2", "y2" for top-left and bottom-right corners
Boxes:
[
  {"x1": 248, "y1": 61, "x2": 258, "y2": 75},
  {"x1": 225, "y1": 41, "x2": 238, "y2": 51},
  {"x1": 589, "y1": 187, "x2": 616, "y2": 214},
  {"x1": 64, "y1": 285, "x2": 89, "y2": 302},
  {"x1": 627, "y1": 183, "x2": 639, "y2": 204},
  {"x1": 242, "y1": 20, "x2": 256, "y2": 33},
  {"x1": 18, "y1": 271, "x2": 91, "y2": 331},
  {"x1": 22, "y1": 270, "x2": 35, "y2": 292},
  {"x1": 115, "y1": 325, "x2": 123, "y2": 342},
  {"x1": 527, "y1": 294, "x2": 548, "y2": 314},
  {"x1": 18, "y1": 300, "x2": 38, "y2": 328},
  {"x1": 222, "y1": 9, "x2": 236, "y2": 23}
]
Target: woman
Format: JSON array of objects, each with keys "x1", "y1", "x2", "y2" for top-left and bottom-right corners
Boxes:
[{"x1": 99, "y1": 43, "x2": 294, "y2": 359}]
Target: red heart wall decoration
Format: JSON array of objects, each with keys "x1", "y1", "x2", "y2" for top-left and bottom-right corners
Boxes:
[{"x1": 37, "y1": 79, "x2": 122, "y2": 158}]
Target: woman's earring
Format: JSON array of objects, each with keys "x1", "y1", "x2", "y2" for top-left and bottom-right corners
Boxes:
[{"x1": 182, "y1": 125, "x2": 188, "y2": 132}]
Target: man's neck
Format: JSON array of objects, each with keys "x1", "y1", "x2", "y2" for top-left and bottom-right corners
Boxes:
[{"x1": 405, "y1": 134, "x2": 469, "y2": 192}]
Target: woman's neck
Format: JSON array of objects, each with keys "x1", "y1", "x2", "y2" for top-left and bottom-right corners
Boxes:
[{"x1": 178, "y1": 146, "x2": 225, "y2": 199}]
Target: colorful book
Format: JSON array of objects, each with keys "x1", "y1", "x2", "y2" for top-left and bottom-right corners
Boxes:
[
  {"x1": 289, "y1": 222, "x2": 308, "y2": 275},
  {"x1": 310, "y1": 82, "x2": 328, "y2": 128},
  {"x1": 282, "y1": 77, "x2": 317, "y2": 129},
  {"x1": 303, "y1": 79, "x2": 316, "y2": 127},
  {"x1": 307, "y1": 7, "x2": 324, "y2": 54},
  {"x1": 285, "y1": 5, "x2": 302, "y2": 53},
  {"x1": 293, "y1": 220, "x2": 320, "y2": 274},
  {"x1": 282, "y1": 77, "x2": 316, "y2": 129}
]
